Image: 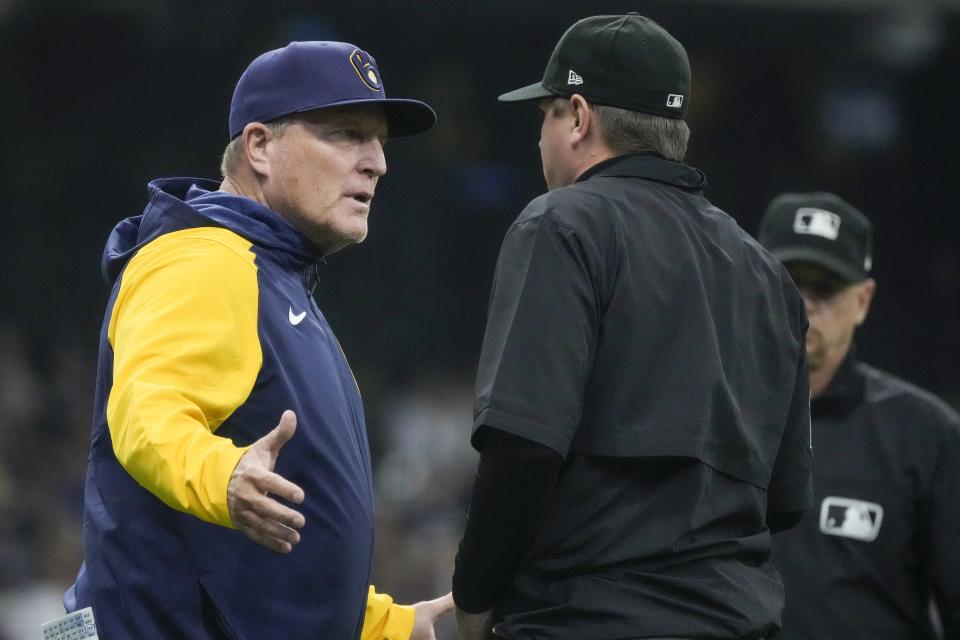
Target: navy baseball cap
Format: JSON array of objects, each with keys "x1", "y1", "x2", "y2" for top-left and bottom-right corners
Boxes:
[
  {"x1": 758, "y1": 192, "x2": 874, "y2": 283},
  {"x1": 229, "y1": 41, "x2": 436, "y2": 140},
  {"x1": 498, "y1": 14, "x2": 691, "y2": 119}
]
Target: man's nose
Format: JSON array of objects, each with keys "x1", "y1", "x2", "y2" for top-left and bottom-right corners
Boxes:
[
  {"x1": 801, "y1": 293, "x2": 822, "y2": 316},
  {"x1": 360, "y1": 139, "x2": 387, "y2": 178}
]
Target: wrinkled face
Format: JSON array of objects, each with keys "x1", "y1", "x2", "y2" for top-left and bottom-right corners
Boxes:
[
  {"x1": 786, "y1": 261, "x2": 873, "y2": 372},
  {"x1": 263, "y1": 104, "x2": 388, "y2": 255},
  {"x1": 538, "y1": 98, "x2": 577, "y2": 191}
]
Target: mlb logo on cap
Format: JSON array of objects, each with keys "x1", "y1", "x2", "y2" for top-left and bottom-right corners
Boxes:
[
  {"x1": 794, "y1": 207, "x2": 841, "y2": 241},
  {"x1": 819, "y1": 496, "x2": 884, "y2": 542},
  {"x1": 497, "y1": 14, "x2": 692, "y2": 119},
  {"x1": 758, "y1": 192, "x2": 874, "y2": 283}
]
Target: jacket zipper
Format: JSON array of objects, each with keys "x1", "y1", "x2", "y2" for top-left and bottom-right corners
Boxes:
[{"x1": 303, "y1": 263, "x2": 372, "y2": 484}]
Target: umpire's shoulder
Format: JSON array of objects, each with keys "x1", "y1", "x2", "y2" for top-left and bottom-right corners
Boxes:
[
  {"x1": 513, "y1": 183, "x2": 602, "y2": 230},
  {"x1": 860, "y1": 363, "x2": 960, "y2": 429}
]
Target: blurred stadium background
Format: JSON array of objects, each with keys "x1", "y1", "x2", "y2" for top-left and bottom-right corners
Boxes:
[{"x1": 1, "y1": 0, "x2": 958, "y2": 638}]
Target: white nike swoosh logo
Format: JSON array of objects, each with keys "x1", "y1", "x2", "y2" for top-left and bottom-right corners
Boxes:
[{"x1": 289, "y1": 307, "x2": 306, "y2": 326}]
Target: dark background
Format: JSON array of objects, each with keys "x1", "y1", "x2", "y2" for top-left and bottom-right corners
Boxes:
[{"x1": 1, "y1": 1, "x2": 958, "y2": 637}]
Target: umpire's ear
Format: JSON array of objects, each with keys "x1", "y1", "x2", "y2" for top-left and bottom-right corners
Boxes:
[
  {"x1": 568, "y1": 94, "x2": 595, "y2": 148},
  {"x1": 853, "y1": 278, "x2": 877, "y2": 327}
]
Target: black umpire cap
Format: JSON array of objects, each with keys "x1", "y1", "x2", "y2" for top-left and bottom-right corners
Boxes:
[
  {"x1": 758, "y1": 192, "x2": 874, "y2": 284},
  {"x1": 497, "y1": 13, "x2": 691, "y2": 119}
]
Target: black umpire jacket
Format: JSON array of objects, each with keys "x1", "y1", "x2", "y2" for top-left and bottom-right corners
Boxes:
[
  {"x1": 459, "y1": 153, "x2": 814, "y2": 639},
  {"x1": 772, "y1": 351, "x2": 960, "y2": 640}
]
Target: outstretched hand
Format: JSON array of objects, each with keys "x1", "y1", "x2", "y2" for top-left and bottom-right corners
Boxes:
[
  {"x1": 410, "y1": 592, "x2": 454, "y2": 640},
  {"x1": 227, "y1": 410, "x2": 305, "y2": 553}
]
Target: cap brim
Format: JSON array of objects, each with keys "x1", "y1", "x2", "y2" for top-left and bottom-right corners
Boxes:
[
  {"x1": 379, "y1": 99, "x2": 437, "y2": 137},
  {"x1": 498, "y1": 81, "x2": 558, "y2": 103},
  {"x1": 293, "y1": 97, "x2": 437, "y2": 137},
  {"x1": 768, "y1": 246, "x2": 866, "y2": 282}
]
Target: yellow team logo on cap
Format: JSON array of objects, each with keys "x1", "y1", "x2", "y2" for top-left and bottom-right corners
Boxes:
[{"x1": 350, "y1": 49, "x2": 382, "y2": 92}]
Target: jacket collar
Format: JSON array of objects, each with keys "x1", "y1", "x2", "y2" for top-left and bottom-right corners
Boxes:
[
  {"x1": 575, "y1": 152, "x2": 707, "y2": 191},
  {"x1": 101, "y1": 178, "x2": 319, "y2": 285}
]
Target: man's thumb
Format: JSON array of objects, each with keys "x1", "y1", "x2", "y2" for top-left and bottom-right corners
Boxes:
[{"x1": 260, "y1": 410, "x2": 297, "y2": 456}]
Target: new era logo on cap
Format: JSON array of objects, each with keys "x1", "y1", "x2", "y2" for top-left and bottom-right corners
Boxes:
[
  {"x1": 497, "y1": 15, "x2": 691, "y2": 119},
  {"x1": 819, "y1": 496, "x2": 884, "y2": 542},
  {"x1": 794, "y1": 207, "x2": 841, "y2": 241}
]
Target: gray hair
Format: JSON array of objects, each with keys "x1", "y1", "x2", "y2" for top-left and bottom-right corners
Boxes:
[
  {"x1": 550, "y1": 97, "x2": 689, "y2": 162},
  {"x1": 220, "y1": 117, "x2": 294, "y2": 177},
  {"x1": 592, "y1": 103, "x2": 690, "y2": 162}
]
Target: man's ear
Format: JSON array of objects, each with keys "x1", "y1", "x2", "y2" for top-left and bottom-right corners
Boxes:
[
  {"x1": 243, "y1": 122, "x2": 273, "y2": 178},
  {"x1": 853, "y1": 278, "x2": 877, "y2": 326},
  {"x1": 568, "y1": 94, "x2": 592, "y2": 146}
]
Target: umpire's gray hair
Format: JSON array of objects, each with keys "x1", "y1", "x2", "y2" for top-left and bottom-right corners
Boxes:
[
  {"x1": 549, "y1": 98, "x2": 689, "y2": 162},
  {"x1": 220, "y1": 118, "x2": 294, "y2": 177},
  {"x1": 593, "y1": 103, "x2": 690, "y2": 162}
]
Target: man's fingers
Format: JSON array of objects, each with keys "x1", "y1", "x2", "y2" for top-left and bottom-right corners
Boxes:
[
  {"x1": 228, "y1": 410, "x2": 306, "y2": 553},
  {"x1": 241, "y1": 490, "x2": 305, "y2": 529},
  {"x1": 234, "y1": 507, "x2": 303, "y2": 554},
  {"x1": 253, "y1": 517, "x2": 301, "y2": 546},
  {"x1": 243, "y1": 519, "x2": 295, "y2": 554},
  {"x1": 255, "y1": 470, "x2": 305, "y2": 504},
  {"x1": 257, "y1": 496, "x2": 305, "y2": 530}
]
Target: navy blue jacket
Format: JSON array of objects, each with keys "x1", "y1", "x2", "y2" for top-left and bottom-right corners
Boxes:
[{"x1": 66, "y1": 178, "x2": 374, "y2": 639}]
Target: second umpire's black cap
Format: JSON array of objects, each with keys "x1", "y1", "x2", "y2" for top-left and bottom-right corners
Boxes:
[
  {"x1": 758, "y1": 192, "x2": 874, "y2": 283},
  {"x1": 497, "y1": 13, "x2": 691, "y2": 119}
]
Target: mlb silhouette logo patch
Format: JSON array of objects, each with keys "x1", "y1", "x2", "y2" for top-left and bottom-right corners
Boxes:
[
  {"x1": 819, "y1": 496, "x2": 883, "y2": 542},
  {"x1": 666, "y1": 94, "x2": 684, "y2": 108},
  {"x1": 794, "y1": 207, "x2": 841, "y2": 240}
]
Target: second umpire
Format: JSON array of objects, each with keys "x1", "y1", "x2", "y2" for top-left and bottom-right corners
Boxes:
[
  {"x1": 759, "y1": 193, "x2": 960, "y2": 639},
  {"x1": 453, "y1": 14, "x2": 813, "y2": 640}
]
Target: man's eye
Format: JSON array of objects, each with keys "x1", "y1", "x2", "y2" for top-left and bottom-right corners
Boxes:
[
  {"x1": 328, "y1": 128, "x2": 385, "y2": 145},
  {"x1": 332, "y1": 128, "x2": 362, "y2": 140}
]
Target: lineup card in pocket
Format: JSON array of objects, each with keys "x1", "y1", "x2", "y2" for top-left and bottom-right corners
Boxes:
[{"x1": 41, "y1": 607, "x2": 99, "y2": 640}]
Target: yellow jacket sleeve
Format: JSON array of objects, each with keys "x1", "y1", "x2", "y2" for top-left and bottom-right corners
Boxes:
[
  {"x1": 362, "y1": 586, "x2": 415, "y2": 640},
  {"x1": 106, "y1": 228, "x2": 262, "y2": 527}
]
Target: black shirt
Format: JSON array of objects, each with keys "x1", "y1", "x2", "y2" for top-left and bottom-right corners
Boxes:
[
  {"x1": 466, "y1": 154, "x2": 813, "y2": 639},
  {"x1": 771, "y1": 351, "x2": 960, "y2": 640}
]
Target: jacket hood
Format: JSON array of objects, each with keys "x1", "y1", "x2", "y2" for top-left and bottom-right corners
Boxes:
[{"x1": 102, "y1": 178, "x2": 317, "y2": 285}]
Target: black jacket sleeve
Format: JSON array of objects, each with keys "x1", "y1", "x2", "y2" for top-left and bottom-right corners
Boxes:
[
  {"x1": 471, "y1": 212, "x2": 600, "y2": 457},
  {"x1": 452, "y1": 428, "x2": 563, "y2": 613},
  {"x1": 767, "y1": 314, "x2": 814, "y2": 515}
]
